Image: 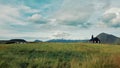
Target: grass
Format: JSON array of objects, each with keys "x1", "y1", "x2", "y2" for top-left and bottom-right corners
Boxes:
[{"x1": 0, "y1": 42, "x2": 120, "y2": 68}]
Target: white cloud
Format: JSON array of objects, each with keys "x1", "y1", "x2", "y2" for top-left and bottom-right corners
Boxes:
[
  {"x1": 51, "y1": 0, "x2": 94, "y2": 27},
  {"x1": 0, "y1": 5, "x2": 27, "y2": 25},
  {"x1": 102, "y1": 13, "x2": 116, "y2": 22},
  {"x1": 104, "y1": 7, "x2": 120, "y2": 15},
  {"x1": 28, "y1": 14, "x2": 42, "y2": 21},
  {"x1": 28, "y1": 14, "x2": 49, "y2": 24},
  {"x1": 20, "y1": 5, "x2": 39, "y2": 13},
  {"x1": 50, "y1": 31, "x2": 71, "y2": 39},
  {"x1": 101, "y1": 7, "x2": 120, "y2": 28},
  {"x1": 0, "y1": 4, "x2": 41, "y2": 26}
]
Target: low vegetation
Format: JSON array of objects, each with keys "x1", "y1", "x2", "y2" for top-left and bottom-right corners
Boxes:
[{"x1": 0, "y1": 43, "x2": 120, "y2": 68}]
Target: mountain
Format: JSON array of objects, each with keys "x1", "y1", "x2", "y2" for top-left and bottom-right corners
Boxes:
[
  {"x1": 46, "y1": 39, "x2": 88, "y2": 43},
  {"x1": 97, "y1": 33, "x2": 120, "y2": 44},
  {"x1": 34, "y1": 40, "x2": 42, "y2": 42}
]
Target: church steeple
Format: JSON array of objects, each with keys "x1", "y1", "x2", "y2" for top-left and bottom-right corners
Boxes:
[{"x1": 91, "y1": 35, "x2": 94, "y2": 39}]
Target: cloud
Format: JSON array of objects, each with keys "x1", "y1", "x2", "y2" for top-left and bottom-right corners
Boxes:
[
  {"x1": 102, "y1": 13, "x2": 116, "y2": 23},
  {"x1": 0, "y1": 4, "x2": 42, "y2": 38},
  {"x1": 93, "y1": 0, "x2": 111, "y2": 10},
  {"x1": 0, "y1": 1, "x2": 42, "y2": 25},
  {"x1": 0, "y1": 5, "x2": 21, "y2": 24},
  {"x1": 28, "y1": 14, "x2": 49, "y2": 24},
  {"x1": 19, "y1": 5, "x2": 40, "y2": 13},
  {"x1": 101, "y1": 8, "x2": 120, "y2": 28},
  {"x1": 50, "y1": 0, "x2": 95, "y2": 28},
  {"x1": 0, "y1": 5, "x2": 33, "y2": 26},
  {"x1": 50, "y1": 31, "x2": 71, "y2": 39}
]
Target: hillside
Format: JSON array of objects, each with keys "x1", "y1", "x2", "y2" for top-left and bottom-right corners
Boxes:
[
  {"x1": 0, "y1": 43, "x2": 120, "y2": 68},
  {"x1": 97, "y1": 33, "x2": 120, "y2": 44}
]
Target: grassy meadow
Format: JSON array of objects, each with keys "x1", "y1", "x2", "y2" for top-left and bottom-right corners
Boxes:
[{"x1": 0, "y1": 42, "x2": 120, "y2": 68}]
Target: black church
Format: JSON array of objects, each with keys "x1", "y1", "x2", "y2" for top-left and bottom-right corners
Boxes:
[{"x1": 89, "y1": 35, "x2": 101, "y2": 43}]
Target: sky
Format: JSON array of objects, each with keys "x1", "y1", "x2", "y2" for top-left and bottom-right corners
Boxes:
[{"x1": 0, "y1": 0, "x2": 120, "y2": 41}]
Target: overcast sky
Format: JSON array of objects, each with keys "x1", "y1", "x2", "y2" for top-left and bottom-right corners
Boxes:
[{"x1": 0, "y1": 0, "x2": 120, "y2": 41}]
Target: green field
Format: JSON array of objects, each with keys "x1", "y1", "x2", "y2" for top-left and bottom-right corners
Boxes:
[{"x1": 0, "y1": 43, "x2": 120, "y2": 68}]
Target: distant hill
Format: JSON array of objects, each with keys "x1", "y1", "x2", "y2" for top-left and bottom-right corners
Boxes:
[
  {"x1": 46, "y1": 39, "x2": 88, "y2": 43},
  {"x1": 34, "y1": 40, "x2": 42, "y2": 42},
  {"x1": 97, "y1": 33, "x2": 120, "y2": 44},
  {"x1": 0, "y1": 39, "x2": 27, "y2": 44}
]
